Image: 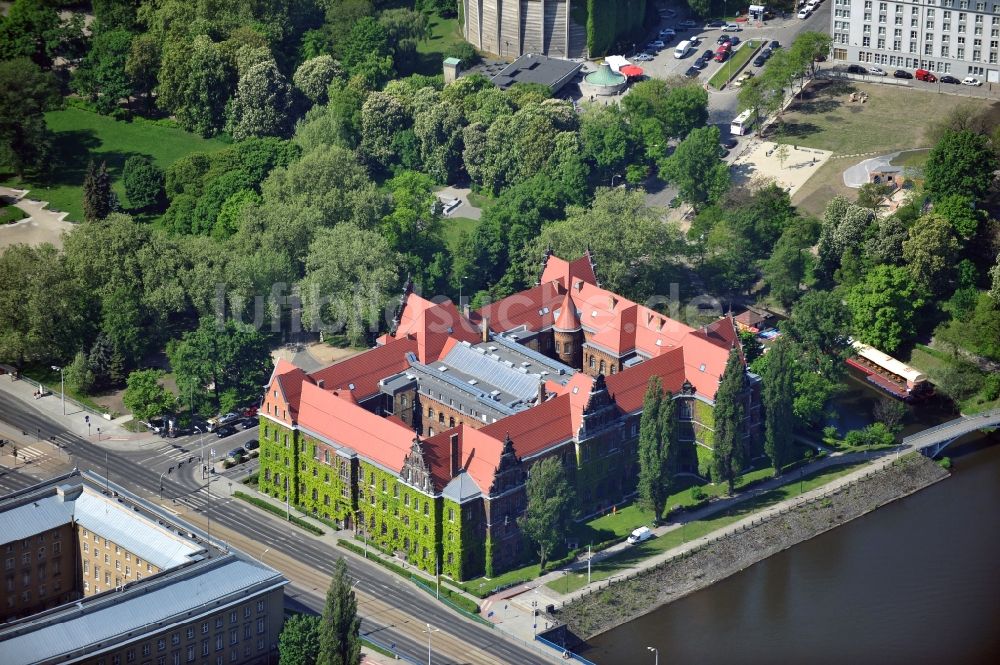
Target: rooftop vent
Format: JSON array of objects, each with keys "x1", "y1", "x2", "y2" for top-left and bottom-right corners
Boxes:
[
  {"x1": 518, "y1": 367, "x2": 528, "y2": 374},
  {"x1": 503, "y1": 360, "x2": 514, "y2": 368},
  {"x1": 572, "y1": 386, "x2": 580, "y2": 394},
  {"x1": 348, "y1": 383, "x2": 355, "y2": 390},
  {"x1": 476, "y1": 347, "x2": 486, "y2": 354},
  {"x1": 491, "y1": 354, "x2": 501, "y2": 361},
  {"x1": 488, "y1": 346, "x2": 497, "y2": 352},
  {"x1": 468, "y1": 379, "x2": 478, "y2": 385},
  {"x1": 438, "y1": 365, "x2": 448, "y2": 372},
  {"x1": 521, "y1": 362, "x2": 531, "y2": 367},
  {"x1": 540, "y1": 370, "x2": 549, "y2": 376},
  {"x1": 655, "y1": 339, "x2": 662, "y2": 346},
  {"x1": 699, "y1": 363, "x2": 706, "y2": 372}
]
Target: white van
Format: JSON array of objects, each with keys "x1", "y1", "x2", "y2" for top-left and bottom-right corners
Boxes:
[
  {"x1": 627, "y1": 526, "x2": 654, "y2": 544},
  {"x1": 674, "y1": 40, "x2": 693, "y2": 59}
]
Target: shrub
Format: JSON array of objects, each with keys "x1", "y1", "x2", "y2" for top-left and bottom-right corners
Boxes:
[
  {"x1": 690, "y1": 486, "x2": 707, "y2": 502},
  {"x1": 445, "y1": 42, "x2": 480, "y2": 68}
]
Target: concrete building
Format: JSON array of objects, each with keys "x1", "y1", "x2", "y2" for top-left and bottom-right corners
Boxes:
[
  {"x1": 831, "y1": 0, "x2": 1000, "y2": 81},
  {"x1": 463, "y1": 0, "x2": 587, "y2": 58},
  {"x1": 0, "y1": 471, "x2": 287, "y2": 665},
  {"x1": 257, "y1": 252, "x2": 762, "y2": 581}
]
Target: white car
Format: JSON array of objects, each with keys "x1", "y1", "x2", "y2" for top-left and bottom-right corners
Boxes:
[
  {"x1": 962, "y1": 76, "x2": 982, "y2": 86},
  {"x1": 633, "y1": 52, "x2": 654, "y2": 62},
  {"x1": 724, "y1": 23, "x2": 742, "y2": 32},
  {"x1": 869, "y1": 66, "x2": 887, "y2": 76},
  {"x1": 659, "y1": 27, "x2": 676, "y2": 38},
  {"x1": 797, "y1": 8, "x2": 812, "y2": 18},
  {"x1": 647, "y1": 40, "x2": 666, "y2": 50},
  {"x1": 679, "y1": 19, "x2": 698, "y2": 28}
]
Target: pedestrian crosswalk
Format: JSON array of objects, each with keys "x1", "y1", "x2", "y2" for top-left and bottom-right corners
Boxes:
[
  {"x1": 11, "y1": 445, "x2": 46, "y2": 463},
  {"x1": 137, "y1": 443, "x2": 203, "y2": 466}
]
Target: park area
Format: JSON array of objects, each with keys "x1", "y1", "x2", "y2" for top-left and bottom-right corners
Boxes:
[
  {"x1": 764, "y1": 79, "x2": 1000, "y2": 215},
  {"x1": 1, "y1": 105, "x2": 228, "y2": 223}
]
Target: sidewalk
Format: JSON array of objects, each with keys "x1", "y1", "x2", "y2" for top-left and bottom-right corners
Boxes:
[{"x1": 0, "y1": 371, "x2": 157, "y2": 451}]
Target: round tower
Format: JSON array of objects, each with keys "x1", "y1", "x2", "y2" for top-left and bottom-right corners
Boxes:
[{"x1": 553, "y1": 291, "x2": 583, "y2": 369}]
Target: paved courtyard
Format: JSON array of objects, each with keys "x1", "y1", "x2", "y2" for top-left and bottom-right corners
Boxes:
[
  {"x1": 0, "y1": 186, "x2": 75, "y2": 250},
  {"x1": 731, "y1": 141, "x2": 833, "y2": 196}
]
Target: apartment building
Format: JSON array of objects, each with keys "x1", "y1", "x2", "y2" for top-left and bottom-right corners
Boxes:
[
  {"x1": 831, "y1": 0, "x2": 1000, "y2": 80},
  {"x1": 0, "y1": 471, "x2": 287, "y2": 665}
]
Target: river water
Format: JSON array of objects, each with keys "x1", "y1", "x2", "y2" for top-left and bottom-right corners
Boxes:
[{"x1": 587, "y1": 382, "x2": 1000, "y2": 664}]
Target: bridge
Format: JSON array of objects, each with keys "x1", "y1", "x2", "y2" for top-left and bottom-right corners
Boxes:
[{"x1": 903, "y1": 409, "x2": 1000, "y2": 458}]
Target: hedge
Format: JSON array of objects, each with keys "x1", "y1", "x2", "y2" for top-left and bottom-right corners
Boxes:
[
  {"x1": 337, "y1": 539, "x2": 481, "y2": 615},
  {"x1": 233, "y1": 491, "x2": 325, "y2": 536}
]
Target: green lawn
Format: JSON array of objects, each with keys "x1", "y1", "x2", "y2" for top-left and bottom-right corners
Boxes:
[
  {"x1": 441, "y1": 216, "x2": 478, "y2": 252},
  {"x1": 453, "y1": 562, "x2": 544, "y2": 598},
  {"x1": 0, "y1": 204, "x2": 28, "y2": 225},
  {"x1": 549, "y1": 461, "x2": 867, "y2": 594},
  {"x1": 708, "y1": 41, "x2": 761, "y2": 90},
  {"x1": 772, "y1": 80, "x2": 1000, "y2": 156},
  {"x1": 906, "y1": 344, "x2": 1000, "y2": 414},
  {"x1": 410, "y1": 14, "x2": 468, "y2": 75},
  {"x1": 1, "y1": 105, "x2": 228, "y2": 223}
]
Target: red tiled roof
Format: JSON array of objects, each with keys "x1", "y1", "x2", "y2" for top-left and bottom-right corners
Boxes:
[
  {"x1": 392, "y1": 293, "x2": 480, "y2": 363},
  {"x1": 481, "y1": 394, "x2": 573, "y2": 459},
  {"x1": 540, "y1": 252, "x2": 599, "y2": 290},
  {"x1": 309, "y1": 336, "x2": 418, "y2": 400},
  {"x1": 298, "y1": 382, "x2": 415, "y2": 472},
  {"x1": 423, "y1": 425, "x2": 507, "y2": 494},
  {"x1": 565, "y1": 373, "x2": 594, "y2": 434},
  {"x1": 553, "y1": 291, "x2": 582, "y2": 331},
  {"x1": 678, "y1": 332, "x2": 730, "y2": 399},
  {"x1": 262, "y1": 359, "x2": 312, "y2": 425},
  {"x1": 477, "y1": 281, "x2": 565, "y2": 333},
  {"x1": 605, "y1": 348, "x2": 687, "y2": 413}
]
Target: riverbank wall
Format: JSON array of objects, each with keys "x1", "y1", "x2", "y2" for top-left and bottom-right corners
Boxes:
[{"x1": 555, "y1": 454, "x2": 949, "y2": 642}]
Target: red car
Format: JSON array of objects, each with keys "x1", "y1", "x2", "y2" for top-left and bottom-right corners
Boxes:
[
  {"x1": 714, "y1": 47, "x2": 730, "y2": 62},
  {"x1": 242, "y1": 404, "x2": 259, "y2": 418}
]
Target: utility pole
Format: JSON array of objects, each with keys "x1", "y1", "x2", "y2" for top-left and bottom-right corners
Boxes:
[
  {"x1": 51, "y1": 365, "x2": 64, "y2": 415},
  {"x1": 423, "y1": 623, "x2": 439, "y2": 665},
  {"x1": 284, "y1": 476, "x2": 290, "y2": 521},
  {"x1": 436, "y1": 556, "x2": 440, "y2": 600}
]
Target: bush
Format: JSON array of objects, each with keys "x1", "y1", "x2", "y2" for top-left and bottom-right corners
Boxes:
[
  {"x1": 122, "y1": 156, "x2": 165, "y2": 209},
  {"x1": 445, "y1": 42, "x2": 480, "y2": 68},
  {"x1": 690, "y1": 486, "x2": 707, "y2": 502}
]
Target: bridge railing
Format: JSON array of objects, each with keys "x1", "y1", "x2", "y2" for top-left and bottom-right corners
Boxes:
[{"x1": 902, "y1": 409, "x2": 1000, "y2": 446}]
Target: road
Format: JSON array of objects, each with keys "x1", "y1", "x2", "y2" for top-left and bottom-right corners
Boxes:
[{"x1": 0, "y1": 391, "x2": 553, "y2": 665}]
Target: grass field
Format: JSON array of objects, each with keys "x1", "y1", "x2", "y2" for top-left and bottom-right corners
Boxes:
[
  {"x1": 441, "y1": 216, "x2": 478, "y2": 252},
  {"x1": 708, "y1": 40, "x2": 761, "y2": 89},
  {"x1": 790, "y1": 155, "x2": 858, "y2": 217},
  {"x1": 549, "y1": 461, "x2": 867, "y2": 594},
  {"x1": 771, "y1": 79, "x2": 1000, "y2": 156},
  {"x1": 1, "y1": 106, "x2": 228, "y2": 223},
  {"x1": 0, "y1": 204, "x2": 28, "y2": 225},
  {"x1": 411, "y1": 14, "x2": 468, "y2": 75}
]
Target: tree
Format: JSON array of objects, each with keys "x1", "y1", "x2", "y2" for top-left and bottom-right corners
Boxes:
[
  {"x1": 73, "y1": 29, "x2": 133, "y2": 115},
  {"x1": 0, "y1": 0, "x2": 61, "y2": 66},
  {"x1": 862, "y1": 214, "x2": 908, "y2": 267},
  {"x1": 158, "y1": 35, "x2": 232, "y2": 136},
  {"x1": 125, "y1": 34, "x2": 161, "y2": 113},
  {"x1": 774, "y1": 143, "x2": 790, "y2": 168},
  {"x1": 660, "y1": 126, "x2": 729, "y2": 211},
  {"x1": 83, "y1": 161, "x2": 114, "y2": 221},
  {"x1": 123, "y1": 369, "x2": 176, "y2": 421},
  {"x1": 762, "y1": 337, "x2": 795, "y2": 475},
  {"x1": 279, "y1": 614, "x2": 321, "y2": 665},
  {"x1": 762, "y1": 228, "x2": 806, "y2": 309},
  {"x1": 932, "y1": 194, "x2": 982, "y2": 240},
  {"x1": 855, "y1": 182, "x2": 894, "y2": 215},
  {"x1": 0, "y1": 58, "x2": 60, "y2": 178},
  {"x1": 579, "y1": 104, "x2": 635, "y2": 185},
  {"x1": 902, "y1": 214, "x2": 960, "y2": 298},
  {"x1": 166, "y1": 316, "x2": 271, "y2": 413},
  {"x1": 990, "y1": 252, "x2": 1000, "y2": 306},
  {"x1": 360, "y1": 91, "x2": 409, "y2": 172},
  {"x1": 637, "y1": 377, "x2": 671, "y2": 522},
  {"x1": 520, "y1": 455, "x2": 575, "y2": 571},
  {"x1": 782, "y1": 290, "x2": 852, "y2": 381},
  {"x1": 227, "y1": 60, "x2": 294, "y2": 141},
  {"x1": 872, "y1": 398, "x2": 907, "y2": 431},
  {"x1": 65, "y1": 350, "x2": 96, "y2": 395},
  {"x1": 846, "y1": 265, "x2": 925, "y2": 353},
  {"x1": 712, "y1": 348, "x2": 748, "y2": 494},
  {"x1": 737, "y1": 75, "x2": 781, "y2": 132},
  {"x1": 300, "y1": 223, "x2": 399, "y2": 346},
  {"x1": 791, "y1": 31, "x2": 833, "y2": 77},
  {"x1": 316, "y1": 558, "x2": 361, "y2": 665},
  {"x1": 122, "y1": 156, "x2": 165, "y2": 210},
  {"x1": 924, "y1": 129, "x2": 998, "y2": 203},
  {"x1": 413, "y1": 100, "x2": 465, "y2": 183},
  {"x1": 293, "y1": 55, "x2": 342, "y2": 105}
]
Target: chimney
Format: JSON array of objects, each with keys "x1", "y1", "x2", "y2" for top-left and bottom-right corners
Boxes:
[
  {"x1": 463, "y1": 303, "x2": 471, "y2": 319},
  {"x1": 450, "y1": 433, "x2": 460, "y2": 476},
  {"x1": 316, "y1": 379, "x2": 325, "y2": 389},
  {"x1": 482, "y1": 316, "x2": 490, "y2": 342},
  {"x1": 536, "y1": 378, "x2": 546, "y2": 405}
]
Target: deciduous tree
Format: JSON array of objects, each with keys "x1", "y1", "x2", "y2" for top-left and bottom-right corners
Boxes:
[
  {"x1": 278, "y1": 614, "x2": 321, "y2": 665},
  {"x1": 782, "y1": 290, "x2": 852, "y2": 381},
  {"x1": 0, "y1": 58, "x2": 60, "y2": 178},
  {"x1": 520, "y1": 455, "x2": 575, "y2": 571},
  {"x1": 227, "y1": 60, "x2": 294, "y2": 141},
  {"x1": 660, "y1": 125, "x2": 729, "y2": 211},
  {"x1": 846, "y1": 264, "x2": 925, "y2": 353},
  {"x1": 122, "y1": 156, "x2": 165, "y2": 210},
  {"x1": 293, "y1": 55, "x2": 343, "y2": 105},
  {"x1": 902, "y1": 213, "x2": 960, "y2": 297},
  {"x1": 123, "y1": 369, "x2": 176, "y2": 421},
  {"x1": 924, "y1": 129, "x2": 998, "y2": 203},
  {"x1": 73, "y1": 29, "x2": 133, "y2": 115}
]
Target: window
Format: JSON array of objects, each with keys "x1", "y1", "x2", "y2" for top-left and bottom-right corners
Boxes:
[
  {"x1": 202, "y1": 621, "x2": 209, "y2": 635},
  {"x1": 143, "y1": 644, "x2": 151, "y2": 657},
  {"x1": 257, "y1": 618, "x2": 265, "y2": 634},
  {"x1": 215, "y1": 635, "x2": 223, "y2": 651},
  {"x1": 158, "y1": 639, "x2": 166, "y2": 652},
  {"x1": 172, "y1": 632, "x2": 180, "y2": 646},
  {"x1": 187, "y1": 627, "x2": 195, "y2": 640},
  {"x1": 187, "y1": 646, "x2": 195, "y2": 663},
  {"x1": 230, "y1": 628, "x2": 238, "y2": 645}
]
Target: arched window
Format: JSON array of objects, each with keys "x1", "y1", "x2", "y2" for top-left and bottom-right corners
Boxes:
[{"x1": 599, "y1": 360, "x2": 606, "y2": 374}]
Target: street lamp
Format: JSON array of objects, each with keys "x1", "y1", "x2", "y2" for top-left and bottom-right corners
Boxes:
[
  {"x1": 423, "y1": 623, "x2": 439, "y2": 665},
  {"x1": 51, "y1": 365, "x2": 65, "y2": 415},
  {"x1": 648, "y1": 646, "x2": 659, "y2": 665},
  {"x1": 611, "y1": 173, "x2": 622, "y2": 187}
]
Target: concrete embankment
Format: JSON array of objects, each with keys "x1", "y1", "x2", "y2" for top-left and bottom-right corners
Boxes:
[{"x1": 556, "y1": 455, "x2": 949, "y2": 641}]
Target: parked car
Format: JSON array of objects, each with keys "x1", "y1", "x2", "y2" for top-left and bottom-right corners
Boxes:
[
  {"x1": 729, "y1": 36, "x2": 741, "y2": 46},
  {"x1": 215, "y1": 425, "x2": 237, "y2": 438},
  {"x1": 693, "y1": 58, "x2": 708, "y2": 70},
  {"x1": 243, "y1": 440, "x2": 260, "y2": 452},
  {"x1": 702, "y1": 49, "x2": 715, "y2": 60},
  {"x1": 847, "y1": 64, "x2": 867, "y2": 74},
  {"x1": 207, "y1": 412, "x2": 239, "y2": 431},
  {"x1": 684, "y1": 66, "x2": 700, "y2": 78},
  {"x1": 706, "y1": 20, "x2": 725, "y2": 28},
  {"x1": 869, "y1": 66, "x2": 887, "y2": 76},
  {"x1": 915, "y1": 68, "x2": 937, "y2": 82},
  {"x1": 717, "y1": 34, "x2": 731, "y2": 45},
  {"x1": 242, "y1": 404, "x2": 258, "y2": 418},
  {"x1": 940, "y1": 74, "x2": 961, "y2": 84},
  {"x1": 225, "y1": 446, "x2": 247, "y2": 461},
  {"x1": 659, "y1": 28, "x2": 676, "y2": 38},
  {"x1": 633, "y1": 52, "x2": 654, "y2": 62},
  {"x1": 679, "y1": 19, "x2": 698, "y2": 28},
  {"x1": 962, "y1": 76, "x2": 982, "y2": 86},
  {"x1": 627, "y1": 526, "x2": 654, "y2": 545},
  {"x1": 714, "y1": 48, "x2": 729, "y2": 62},
  {"x1": 761, "y1": 47, "x2": 773, "y2": 58},
  {"x1": 753, "y1": 54, "x2": 767, "y2": 67},
  {"x1": 721, "y1": 137, "x2": 739, "y2": 150},
  {"x1": 797, "y1": 8, "x2": 812, "y2": 18},
  {"x1": 238, "y1": 417, "x2": 257, "y2": 429},
  {"x1": 724, "y1": 23, "x2": 742, "y2": 32},
  {"x1": 769, "y1": 40, "x2": 781, "y2": 50},
  {"x1": 893, "y1": 69, "x2": 913, "y2": 79},
  {"x1": 647, "y1": 40, "x2": 666, "y2": 50}
]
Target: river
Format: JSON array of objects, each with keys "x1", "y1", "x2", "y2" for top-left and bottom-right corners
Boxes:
[{"x1": 586, "y1": 382, "x2": 1000, "y2": 664}]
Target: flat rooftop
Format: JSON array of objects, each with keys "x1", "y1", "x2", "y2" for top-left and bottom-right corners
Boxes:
[{"x1": 491, "y1": 53, "x2": 583, "y2": 92}]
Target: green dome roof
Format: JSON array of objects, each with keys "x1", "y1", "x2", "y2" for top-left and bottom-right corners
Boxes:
[{"x1": 585, "y1": 63, "x2": 626, "y2": 87}]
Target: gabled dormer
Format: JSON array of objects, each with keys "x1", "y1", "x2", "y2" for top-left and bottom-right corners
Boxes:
[{"x1": 401, "y1": 435, "x2": 435, "y2": 494}]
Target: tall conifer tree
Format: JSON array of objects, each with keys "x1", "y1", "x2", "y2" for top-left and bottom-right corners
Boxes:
[
  {"x1": 762, "y1": 337, "x2": 795, "y2": 476},
  {"x1": 317, "y1": 558, "x2": 361, "y2": 665},
  {"x1": 712, "y1": 348, "x2": 748, "y2": 494}
]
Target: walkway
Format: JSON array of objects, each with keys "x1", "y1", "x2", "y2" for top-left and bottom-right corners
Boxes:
[
  {"x1": 904, "y1": 409, "x2": 1000, "y2": 456},
  {"x1": 0, "y1": 186, "x2": 75, "y2": 251},
  {"x1": 842, "y1": 151, "x2": 901, "y2": 188}
]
